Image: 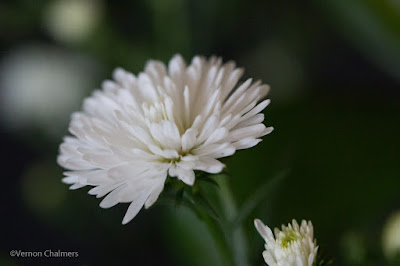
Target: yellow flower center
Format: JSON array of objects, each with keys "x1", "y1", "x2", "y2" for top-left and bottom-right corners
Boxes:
[{"x1": 278, "y1": 229, "x2": 302, "y2": 248}]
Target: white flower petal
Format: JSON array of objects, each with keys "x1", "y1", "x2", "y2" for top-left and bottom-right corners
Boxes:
[
  {"x1": 221, "y1": 68, "x2": 244, "y2": 100},
  {"x1": 145, "y1": 60, "x2": 167, "y2": 86},
  {"x1": 234, "y1": 113, "x2": 264, "y2": 129},
  {"x1": 107, "y1": 163, "x2": 162, "y2": 181},
  {"x1": 137, "y1": 73, "x2": 159, "y2": 103},
  {"x1": 193, "y1": 157, "x2": 225, "y2": 174},
  {"x1": 58, "y1": 156, "x2": 95, "y2": 171},
  {"x1": 148, "y1": 145, "x2": 179, "y2": 159},
  {"x1": 62, "y1": 176, "x2": 79, "y2": 184},
  {"x1": 233, "y1": 137, "x2": 262, "y2": 150},
  {"x1": 192, "y1": 142, "x2": 235, "y2": 158},
  {"x1": 197, "y1": 114, "x2": 219, "y2": 143},
  {"x1": 240, "y1": 99, "x2": 270, "y2": 122},
  {"x1": 69, "y1": 183, "x2": 86, "y2": 190},
  {"x1": 176, "y1": 167, "x2": 195, "y2": 186},
  {"x1": 223, "y1": 78, "x2": 252, "y2": 110},
  {"x1": 64, "y1": 169, "x2": 109, "y2": 186},
  {"x1": 88, "y1": 181, "x2": 125, "y2": 198},
  {"x1": 82, "y1": 152, "x2": 122, "y2": 168},
  {"x1": 144, "y1": 175, "x2": 167, "y2": 209},
  {"x1": 228, "y1": 124, "x2": 273, "y2": 142},
  {"x1": 148, "y1": 122, "x2": 176, "y2": 149},
  {"x1": 181, "y1": 128, "x2": 198, "y2": 152},
  {"x1": 99, "y1": 184, "x2": 126, "y2": 208},
  {"x1": 263, "y1": 250, "x2": 278, "y2": 266},
  {"x1": 122, "y1": 192, "x2": 151, "y2": 225},
  {"x1": 254, "y1": 219, "x2": 274, "y2": 241},
  {"x1": 203, "y1": 127, "x2": 228, "y2": 146}
]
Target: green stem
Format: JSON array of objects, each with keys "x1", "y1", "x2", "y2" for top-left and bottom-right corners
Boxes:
[
  {"x1": 217, "y1": 176, "x2": 249, "y2": 266},
  {"x1": 182, "y1": 173, "x2": 249, "y2": 266},
  {"x1": 197, "y1": 210, "x2": 234, "y2": 266},
  {"x1": 183, "y1": 189, "x2": 234, "y2": 266}
]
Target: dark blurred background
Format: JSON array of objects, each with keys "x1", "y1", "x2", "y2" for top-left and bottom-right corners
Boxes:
[{"x1": 1, "y1": 0, "x2": 399, "y2": 265}]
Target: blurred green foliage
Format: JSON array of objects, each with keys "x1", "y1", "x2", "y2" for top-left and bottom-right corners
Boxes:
[{"x1": 315, "y1": 0, "x2": 400, "y2": 80}]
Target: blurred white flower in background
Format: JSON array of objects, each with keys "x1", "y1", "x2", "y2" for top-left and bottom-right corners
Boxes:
[
  {"x1": 44, "y1": 0, "x2": 103, "y2": 44},
  {"x1": 58, "y1": 54, "x2": 273, "y2": 224},
  {"x1": 382, "y1": 210, "x2": 400, "y2": 261},
  {"x1": 0, "y1": 44, "x2": 99, "y2": 136},
  {"x1": 254, "y1": 219, "x2": 318, "y2": 266}
]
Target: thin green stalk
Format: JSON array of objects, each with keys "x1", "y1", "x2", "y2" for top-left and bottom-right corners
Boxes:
[
  {"x1": 178, "y1": 173, "x2": 249, "y2": 266},
  {"x1": 217, "y1": 175, "x2": 249, "y2": 266},
  {"x1": 183, "y1": 188, "x2": 234, "y2": 266},
  {"x1": 197, "y1": 210, "x2": 234, "y2": 266}
]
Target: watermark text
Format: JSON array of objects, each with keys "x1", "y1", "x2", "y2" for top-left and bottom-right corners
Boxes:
[{"x1": 10, "y1": 249, "x2": 79, "y2": 258}]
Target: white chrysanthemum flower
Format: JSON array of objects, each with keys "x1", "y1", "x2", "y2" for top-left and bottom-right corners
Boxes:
[
  {"x1": 58, "y1": 54, "x2": 273, "y2": 224},
  {"x1": 254, "y1": 219, "x2": 318, "y2": 266}
]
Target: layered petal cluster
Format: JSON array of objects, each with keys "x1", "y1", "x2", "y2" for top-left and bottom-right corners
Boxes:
[
  {"x1": 254, "y1": 219, "x2": 318, "y2": 266},
  {"x1": 58, "y1": 54, "x2": 273, "y2": 224}
]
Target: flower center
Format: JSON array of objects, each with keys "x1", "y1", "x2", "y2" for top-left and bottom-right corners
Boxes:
[
  {"x1": 278, "y1": 229, "x2": 302, "y2": 248},
  {"x1": 142, "y1": 97, "x2": 170, "y2": 124}
]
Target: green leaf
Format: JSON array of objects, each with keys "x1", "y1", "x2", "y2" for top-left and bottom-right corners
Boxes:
[
  {"x1": 175, "y1": 188, "x2": 185, "y2": 208},
  {"x1": 315, "y1": 259, "x2": 333, "y2": 266},
  {"x1": 185, "y1": 189, "x2": 220, "y2": 222},
  {"x1": 233, "y1": 169, "x2": 290, "y2": 228},
  {"x1": 313, "y1": 0, "x2": 400, "y2": 80},
  {"x1": 197, "y1": 175, "x2": 220, "y2": 188}
]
